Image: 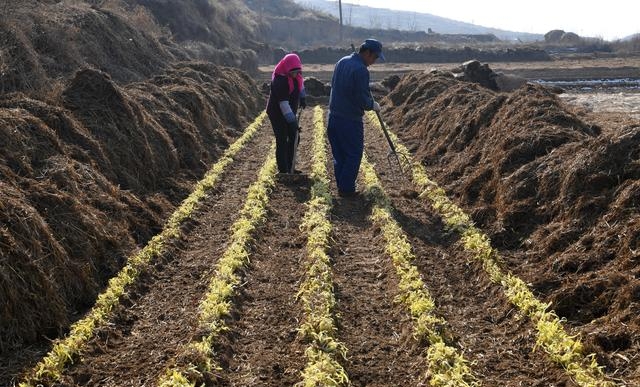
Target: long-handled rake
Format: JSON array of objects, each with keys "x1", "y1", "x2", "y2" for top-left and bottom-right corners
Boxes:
[
  {"x1": 371, "y1": 100, "x2": 410, "y2": 178},
  {"x1": 289, "y1": 110, "x2": 302, "y2": 174}
]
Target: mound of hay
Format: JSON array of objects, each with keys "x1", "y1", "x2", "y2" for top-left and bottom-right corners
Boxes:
[
  {"x1": 0, "y1": 62, "x2": 263, "y2": 352},
  {"x1": 303, "y1": 77, "x2": 330, "y2": 97},
  {"x1": 384, "y1": 71, "x2": 640, "y2": 358},
  {"x1": 0, "y1": 2, "x2": 174, "y2": 94},
  {"x1": 0, "y1": 0, "x2": 262, "y2": 96},
  {"x1": 0, "y1": 0, "x2": 267, "y2": 358}
]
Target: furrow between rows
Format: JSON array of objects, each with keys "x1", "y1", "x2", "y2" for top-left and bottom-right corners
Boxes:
[
  {"x1": 296, "y1": 106, "x2": 349, "y2": 386},
  {"x1": 158, "y1": 145, "x2": 279, "y2": 386},
  {"x1": 366, "y1": 111, "x2": 617, "y2": 387},
  {"x1": 361, "y1": 153, "x2": 479, "y2": 387},
  {"x1": 19, "y1": 113, "x2": 270, "y2": 387}
]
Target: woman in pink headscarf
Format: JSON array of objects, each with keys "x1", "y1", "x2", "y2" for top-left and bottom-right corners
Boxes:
[{"x1": 266, "y1": 53, "x2": 306, "y2": 174}]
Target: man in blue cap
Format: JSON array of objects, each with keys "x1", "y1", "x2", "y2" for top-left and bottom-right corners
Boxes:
[{"x1": 327, "y1": 38, "x2": 384, "y2": 197}]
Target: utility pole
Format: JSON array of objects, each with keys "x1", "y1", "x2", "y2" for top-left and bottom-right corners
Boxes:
[{"x1": 338, "y1": 0, "x2": 343, "y2": 42}]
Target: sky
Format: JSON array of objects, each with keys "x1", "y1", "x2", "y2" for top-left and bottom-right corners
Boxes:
[{"x1": 339, "y1": 0, "x2": 640, "y2": 40}]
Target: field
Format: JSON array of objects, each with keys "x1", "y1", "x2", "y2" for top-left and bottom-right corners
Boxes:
[
  {"x1": 260, "y1": 56, "x2": 640, "y2": 81},
  {"x1": 261, "y1": 57, "x2": 640, "y2": 124},
  {"x1": 4, "y1": 60, "x2": 638, "y2": 385},
  {"x1": 3, "y1": 0, "x2": 639, "y2": 385},
  {"x1": 2, "y1": 5, "x2": 639, "y2": 381}
]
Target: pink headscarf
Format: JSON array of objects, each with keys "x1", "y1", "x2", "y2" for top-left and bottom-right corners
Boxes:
[{"x1": 272, "y1": 53, "x2": 305, "y2": 94}]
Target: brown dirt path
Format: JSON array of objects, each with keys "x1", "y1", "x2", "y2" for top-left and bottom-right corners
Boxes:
[
  {"x1": 58, "y1": 120, "x2": 274, "y2": 387},
  {"x1": 327, "y1": 127, "x2": 426, "y2": 386},
  {"x1": 363, "y1": 119, "x2": 575, "y2": 386},
  {"x1": 217, "y1": 109, "x2": 314, "y2": 387}
]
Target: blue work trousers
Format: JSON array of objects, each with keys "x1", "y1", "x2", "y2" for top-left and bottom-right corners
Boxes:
[{"x1": 327, "y1": 114, "x2": 364, "y2": 193}]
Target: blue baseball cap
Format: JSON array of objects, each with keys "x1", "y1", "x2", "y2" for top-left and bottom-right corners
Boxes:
[{"x1": 361, "y1": 38, "x2": 385, "y2": 62}]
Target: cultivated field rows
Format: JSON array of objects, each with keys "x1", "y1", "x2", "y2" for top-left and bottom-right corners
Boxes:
[{"x1": 14, "y1": 106, "x2": 625, "y2": 387}]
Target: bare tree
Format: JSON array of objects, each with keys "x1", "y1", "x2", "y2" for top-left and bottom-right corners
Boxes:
[
  {"x1": 386, "y1": 15, "x2": 393, "y2": 30},
  {"x1": 634, "y1": 36, "x2": 640, "y2": 52},
  {"x1": 368, "y1": 10, "x2": 382, "y2": 29},
  {"x1": 407, "y1": 12, "x2": 418, "y2": 32}
]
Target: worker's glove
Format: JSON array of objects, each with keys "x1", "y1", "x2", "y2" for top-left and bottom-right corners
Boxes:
[
  {"x1": 300, "y1": 97, "x2": 307, "y2": 109},
  {"x1": 287, "y1": 121, "x2": 300, "y2": 133},
  {"x1": 373, "y1": 101, "x2": 381, "y2": 112}
]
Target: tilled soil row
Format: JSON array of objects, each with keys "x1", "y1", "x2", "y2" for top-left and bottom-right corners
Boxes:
[
  {"x1": 58, "y1": 121, "x2": 274, "y2": 387},
  {"x1": 216, "y1": 109, "x2": 314, "y2": 387},
  {"x1": 328, "y1": 137, "x2": 427, "y2": 384},
  {"x1": 217, "y1": 107, "x2": 428, "y2": 387},
  {"x1": 363, "y1": 120, "x2": 575, "y2": 386},
  {"x1": 27, "y1": 104, "x2": 589, "y2": 387}
]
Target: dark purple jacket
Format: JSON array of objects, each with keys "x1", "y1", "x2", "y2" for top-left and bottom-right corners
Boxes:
[{"x1": 267, "y1": 75, "x2": 301, "y2": 129}]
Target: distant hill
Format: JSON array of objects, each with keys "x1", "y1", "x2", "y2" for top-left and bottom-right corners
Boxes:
[
  {"x1": 295, "y1": 0, "x2": 543, "y2": 42},
  {"x1": 622, "y1": 33, "x2": 640, "y2": 41}
]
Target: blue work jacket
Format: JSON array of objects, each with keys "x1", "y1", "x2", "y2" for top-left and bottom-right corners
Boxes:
[{"x1": 329, "y1": 53, "x2": 374, "y2": 122}]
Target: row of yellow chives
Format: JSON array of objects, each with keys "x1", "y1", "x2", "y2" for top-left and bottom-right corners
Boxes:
[
  {"x1": 367, "y1": 111, "x2": 615, "y2": 387},
  {"x1": 158, "y1": 145, "x2": 278, "y2": 386},
  {"x1": 20, "y1": 112, "x2": 267, "y2": 387},
  {"x1": 296, "y1": 106, "x2": 349, "y2": 386},
  {"x1": 360, "y1": 153, "x2": 480, "y2": 387}
]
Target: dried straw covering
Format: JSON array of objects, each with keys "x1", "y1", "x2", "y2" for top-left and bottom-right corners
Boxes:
[
  {"x1": 383, "y1": 71, "x2": 640, "y2": 368},
  {"x1": 0, "y1": 0, "x2": 266, "y2": 352},
  {"x1": 0, "y1": 2, "x2": 174, "y2": 94},
  {"x1": 0, "y1": 62, "x2": 262, "y2": 352},
  {"x1": 0, "y1": 1, "x2": 259, "y2": 95}
]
